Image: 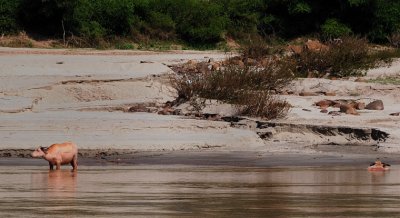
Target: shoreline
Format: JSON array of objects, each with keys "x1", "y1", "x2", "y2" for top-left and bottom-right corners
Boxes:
[{"x1": 1, "y1": 149, "x2": 399, "y2": 168}]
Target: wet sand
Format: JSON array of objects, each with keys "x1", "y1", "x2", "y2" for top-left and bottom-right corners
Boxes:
[{"x1": 2, "y1": 149, "x2": 400, "y2": 168}]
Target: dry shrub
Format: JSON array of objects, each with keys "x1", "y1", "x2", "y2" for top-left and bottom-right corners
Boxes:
[
  {"x1": 294, "y1": 36, "x2": 371, "y2": 78},
  {"x1": 169, "y1": 73, "x2": 198, "y2": 101},
  {"x1": 237, "y1": 91, "x2": 291, "y2": 119},
  {"x1": 387, "y1": 33, "x2": 400, "y2": 48},
  {"x1": 294, "y1": 36, "x2": 400, "y2": 78},
  {"x1": 241, "y1": 37, "x2": 272, "y2": 60},
  {"x1": 0, "y1": 38, "x2": 33, "y2": 48},
  {"x1": 171, "y1": 58, "x2": 295, "y2": 119},
  {"x1": 64, "y1": 33, "x2": 115, "y2": 49},
  {"x1": 173, "y1": 58, "x2": 295, "y2": 103},
  {"x1": 65, "y1": 35, "x2": 92, "y2": 48},
  {"x1": 0, "y1": 32, "x2": 33, "y2": 48}
]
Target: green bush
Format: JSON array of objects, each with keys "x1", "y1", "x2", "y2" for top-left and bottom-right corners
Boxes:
[
  {"x1": 147, "y1": 11, "x2": 174, "y2": 31},
  {"x1": 115, "y1": 42, "x2": 135, "y2": 50},
  {"x1": 288, "y1": 1, "x2": 312, "y2": 15},
  {"x1": 368, "y1": 0, "x2": 400, "y2": 42},
  {"x1": 0, "y1": 0, "x2": 21, "y2": 34},
  {"x1": 72, "y1": 0, "x2": 137, "y2": 38},
  {"x1": 168, "y1": 0, "x2": 227, "y2": 44},
  {"x1": 321, "y1": 19, "x2": 352, "y2": 39},
  {"x1": 78, "y1": 21, "x2": 106, "y2": 42},
  {"x1": 216, "y1": 0, "x2": 263, "y2": 38},
  {"x1": 140, "y1": 11, "x2": 176, "y2": 40}
]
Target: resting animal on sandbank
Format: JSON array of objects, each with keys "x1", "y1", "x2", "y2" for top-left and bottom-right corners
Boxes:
[{"x1": 31, "y1": 142, "x2": 78, "y2": 171}]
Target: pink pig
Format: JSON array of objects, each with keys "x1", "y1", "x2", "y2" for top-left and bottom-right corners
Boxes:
[{"x1": 31, "y1": 142, "x2": 78, "y2": 171}]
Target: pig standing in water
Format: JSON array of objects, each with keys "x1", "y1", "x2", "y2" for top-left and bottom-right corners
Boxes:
[{"x1": 31, "y1": 142, "x2": 78, "y2": 171}]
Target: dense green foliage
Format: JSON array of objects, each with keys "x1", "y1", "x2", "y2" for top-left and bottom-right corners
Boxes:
[
  {"x1": 0, "y1": 0, "x2": 20, "y2": 34},
  {"x1": 1, "y1": 0, "x2": 400, "y2": 44},
  {"x1": 321, "y1": 19, "x2": 352, "y2": 39},
  {"x1": 18, "y1": 0, "x2": 77, "y2": 35}
]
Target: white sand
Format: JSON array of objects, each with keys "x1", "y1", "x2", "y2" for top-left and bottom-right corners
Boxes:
[
  {"x1": 0, "y1": 48, "x2": 263, "y2": 152},
  {"x1": 0, "y1": 47, "x2": 399, "y2": 155}
]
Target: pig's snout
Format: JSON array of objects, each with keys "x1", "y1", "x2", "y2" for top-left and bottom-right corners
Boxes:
[{"x1": 31, "y1": 151, "x2": 42, "y2": 158}]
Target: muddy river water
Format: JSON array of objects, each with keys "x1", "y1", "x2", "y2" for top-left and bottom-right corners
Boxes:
[{"x1": 0, "y1": 165, "x2": 399, "y2": 217}]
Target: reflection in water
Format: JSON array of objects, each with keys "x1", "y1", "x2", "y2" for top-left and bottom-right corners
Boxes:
[
  {"x1": 0, "y1": 166, "x2": 399, "y2": 217},
  {"x1": 47, "y1": 170, "x2": 77, "y2": 197},
  {"x1": 31, "y1": 170, "x2": 77, "y2": 198},
  {"x1": 48, "y1": 170, "x2": 77, "y2": 195}
]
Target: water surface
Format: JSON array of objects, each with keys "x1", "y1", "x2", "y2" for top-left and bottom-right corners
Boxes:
[{"x1": 0, "y1": 165, "x2": 399, "y2": 217}]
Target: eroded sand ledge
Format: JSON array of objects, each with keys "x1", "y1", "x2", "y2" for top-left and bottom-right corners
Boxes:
[{"x1": 1, "y1": 47, "x2": 400, "y2": 163}]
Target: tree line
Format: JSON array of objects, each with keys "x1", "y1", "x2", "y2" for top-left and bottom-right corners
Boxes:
[{"x1": 1, "y1": 0, "x2": 399, "y2": 45}]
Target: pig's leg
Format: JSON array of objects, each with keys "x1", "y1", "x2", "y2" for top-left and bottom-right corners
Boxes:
[
  {"x1": 71, "y1": 155, "x2": 78, "y2": 171},
  {"x1": 55, "y1": 160, "x2": 61, "y2": 170},
  {"x1": 49, "y1": 162, "x2": 54, "y2": 170}
]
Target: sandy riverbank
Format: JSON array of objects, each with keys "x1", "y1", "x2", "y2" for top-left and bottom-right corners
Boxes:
[{"x1": 1, "y1": 47, "x2": 399, "y2": 164}]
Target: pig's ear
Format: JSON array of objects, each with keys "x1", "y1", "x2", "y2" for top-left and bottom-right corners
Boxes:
[{"x1": 40, "y1": 147, "x2": 48, "y2": 154}]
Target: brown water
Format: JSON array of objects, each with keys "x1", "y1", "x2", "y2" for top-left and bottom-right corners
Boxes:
[{"x1": 1, "y1": 165, "x2": 400, "y2": 217}]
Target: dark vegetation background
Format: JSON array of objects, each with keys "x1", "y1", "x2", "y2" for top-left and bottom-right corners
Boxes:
[{"x1": 1, "y1": 0, "x2": 399, "y2": 46}]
